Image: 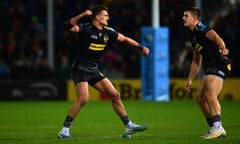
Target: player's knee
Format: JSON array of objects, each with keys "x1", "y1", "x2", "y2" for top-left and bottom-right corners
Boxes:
[
  {"x1": 196, "y1": 92, "x2": 207, "y2": 104},
  {"x1": 196, "y1": 95, "x2": 206, "y2": 104},
  {"x1": 110, "y1": 92, "x2": 121, "y2": 101},
  {"x1": 76, "y1": 96, "x2": 88, "y2": 106}
]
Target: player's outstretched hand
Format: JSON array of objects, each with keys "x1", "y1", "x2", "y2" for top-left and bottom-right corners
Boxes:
[{"x1": 142, "y1": 47, "x2": 150, "y2": 56}]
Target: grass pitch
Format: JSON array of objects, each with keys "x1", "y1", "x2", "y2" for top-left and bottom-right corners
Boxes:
[{"x1": 0, "y1": 100, "x2": 239, "y2": 144}]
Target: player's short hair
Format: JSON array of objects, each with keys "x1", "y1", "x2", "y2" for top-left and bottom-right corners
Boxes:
[
  {"x1": 90, "y1": 5, "x2": 108, "y2": 19},
  {"x1": 184, "y1": 7, "x2": 201, "y2": 19}
]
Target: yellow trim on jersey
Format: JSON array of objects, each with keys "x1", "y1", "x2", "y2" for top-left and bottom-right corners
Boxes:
[
  {"x1": 89, "y1": 43, "x2": 106, "y2": 51},
  {"x1": 103, "y1": 26, "x2": 112, "y2": 31},
  {"x1": 194, "y1": 43, "x2": 203, "y2": 52},
  {"x1": 227, "y1": 64, "x2": 231, "y2": 71}
]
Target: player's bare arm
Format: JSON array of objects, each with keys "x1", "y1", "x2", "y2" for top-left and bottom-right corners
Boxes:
[
  {"x1": 205, "y1": 29, "x2": 229, "y2": 55},
  {"x1": 185, "y1": 51, "x2": 202, "y2": 92},
  {"x1": 189, "y1": 51, "x2": 202, "y2": 79},
  {"x1": 117, "y1": 33, "x2": 150, "y2": 56},
  {"x1": 68, "y1": 10, "x2": 92, "y2": 32}
]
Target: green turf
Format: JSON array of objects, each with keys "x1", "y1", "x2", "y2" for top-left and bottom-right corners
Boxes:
[{"x1": 0, "y1": 100, "x2": 239, "y2": 144}]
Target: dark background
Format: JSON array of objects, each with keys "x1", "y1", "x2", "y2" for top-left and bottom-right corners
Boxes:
[{"x1": 0, "y1": 0, "x2": 239, "y2": 80}]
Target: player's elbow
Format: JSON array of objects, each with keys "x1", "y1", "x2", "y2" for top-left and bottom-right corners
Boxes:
[
  {"x1": 64, "y1": 20, "x2": 73, "y2": 30},
  {"x1": 70, "y1": 25, "x2": 79, "y2": 32},
  {"x1": 64, "y1": 19, "x2": 79, "y2": 32}
]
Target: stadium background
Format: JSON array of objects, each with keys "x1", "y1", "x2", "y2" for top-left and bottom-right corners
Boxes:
[{"x1": 0, "y1": 0, "x2": 240, "y2": 101}]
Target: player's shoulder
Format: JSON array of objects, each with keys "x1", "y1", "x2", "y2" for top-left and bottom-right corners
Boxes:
[
  {"x1": 196, "y1": 22, "x2": 211, "y2": 32},
  {"x1": 103, "y1": 26, "x2": 116, "y2": 32},
  {"x1": 78, "y1": 23, "x2": 94, "y2": 32},
  {"x1": 77, "y1": 23, "x2": 91, "y2": 29},
  {"x1": 80, "y1": 23, "x2": 91, "y2": 27}
]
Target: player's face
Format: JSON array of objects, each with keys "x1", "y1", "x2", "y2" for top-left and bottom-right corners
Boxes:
[
  {"x1": 182, "y1": 11, "x2": 195, "y2": 28},
  {"x1": 96, "y1": 10, "x2": 109, "y2": 26}
]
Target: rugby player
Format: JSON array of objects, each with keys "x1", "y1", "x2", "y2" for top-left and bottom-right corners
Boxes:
[
  {"x1": 182, "y1": 7, "x2": 231, "y2": 139},
  {"x1": 58, "y1": 5, "x2": 149, "y2": 139}
]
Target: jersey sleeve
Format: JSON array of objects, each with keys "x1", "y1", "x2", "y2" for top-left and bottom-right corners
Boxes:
[
  {"x1": 78, "y1": 23, "x2": 85, "y2": 34},
  {"x1": 197, "y1": 22, "x2": 211, "y2": 35},
  {"x1": 104, "y1": 26, "x2": 118, "y2": 41}
]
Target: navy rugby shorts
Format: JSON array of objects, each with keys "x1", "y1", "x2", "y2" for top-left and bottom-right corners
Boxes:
[
  {"x1": 71, "y1": 68, "x2": 105, "y2": 85},
  {"x1": 205, "y1": 64, "x2": 231, "y2": 80}
]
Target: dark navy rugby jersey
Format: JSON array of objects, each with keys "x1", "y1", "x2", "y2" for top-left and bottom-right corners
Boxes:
[
  {"x1": 191, "y1": 22, "x2": 225, "y2": 69},
  {"x1": 72, "y1": 23, "x2": 118, "y2": 72}
]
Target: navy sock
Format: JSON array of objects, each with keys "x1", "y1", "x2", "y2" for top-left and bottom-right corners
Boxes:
[
  {"x1": 63, "y1": 115, "x2": 74, "y2": 128},
  {"x1": 121, "y1": 115, "x2": 130, "y2": 126},
  {"x1": 206, "y1": 115, "x2": 221, "y2": 127}
]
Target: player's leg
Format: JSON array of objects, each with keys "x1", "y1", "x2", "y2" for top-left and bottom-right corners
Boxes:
[
  {"x1": 58, "y1": 82, "x2": 89, "y2": 138},
  {"x1": 196, "y1": 79, "x2": 211, "y2": 118},
  {"x1": 67, "y1": 82, "x2": 89, "y2": 118},
  {"x1": 201, "y1": 75, "x2": 226, "y2": 139},
  {"x1": 94, "y1": 78, "x2": 127, "y2": 117},
  {"x1": 93, "y1": 78, "x2": 148, "y2": 134},
  {"x1": 203, "y1": 75, "x2": 222, "y2": 116}
]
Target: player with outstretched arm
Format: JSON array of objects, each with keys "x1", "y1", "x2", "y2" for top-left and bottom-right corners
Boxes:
[{"x1": 58, "y1": 5, "x2": 149, "y2": 139}]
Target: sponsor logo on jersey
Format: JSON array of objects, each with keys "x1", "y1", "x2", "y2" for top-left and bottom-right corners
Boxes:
[
  {"x1": 103, "y1": 34, "x2": 108, "y2": 43},
  {"x1": 90, "y1": 35, "x2": 98, "y2": 39},
  {"x1": 89, "y1": 43, "x2": 106, "y2": 51}
]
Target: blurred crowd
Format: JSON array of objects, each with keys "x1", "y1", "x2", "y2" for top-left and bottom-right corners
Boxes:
[{"x1": 0, "y1": 0, "x2": 239, "y2": 80}]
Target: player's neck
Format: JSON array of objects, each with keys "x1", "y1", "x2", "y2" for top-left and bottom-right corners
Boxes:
[
  {"x1": 190, "y1": 20, "x2": 199, "y2": 31},
  {"x1": 92, "y1": 20, "x2": 104, "y2": 30}
]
